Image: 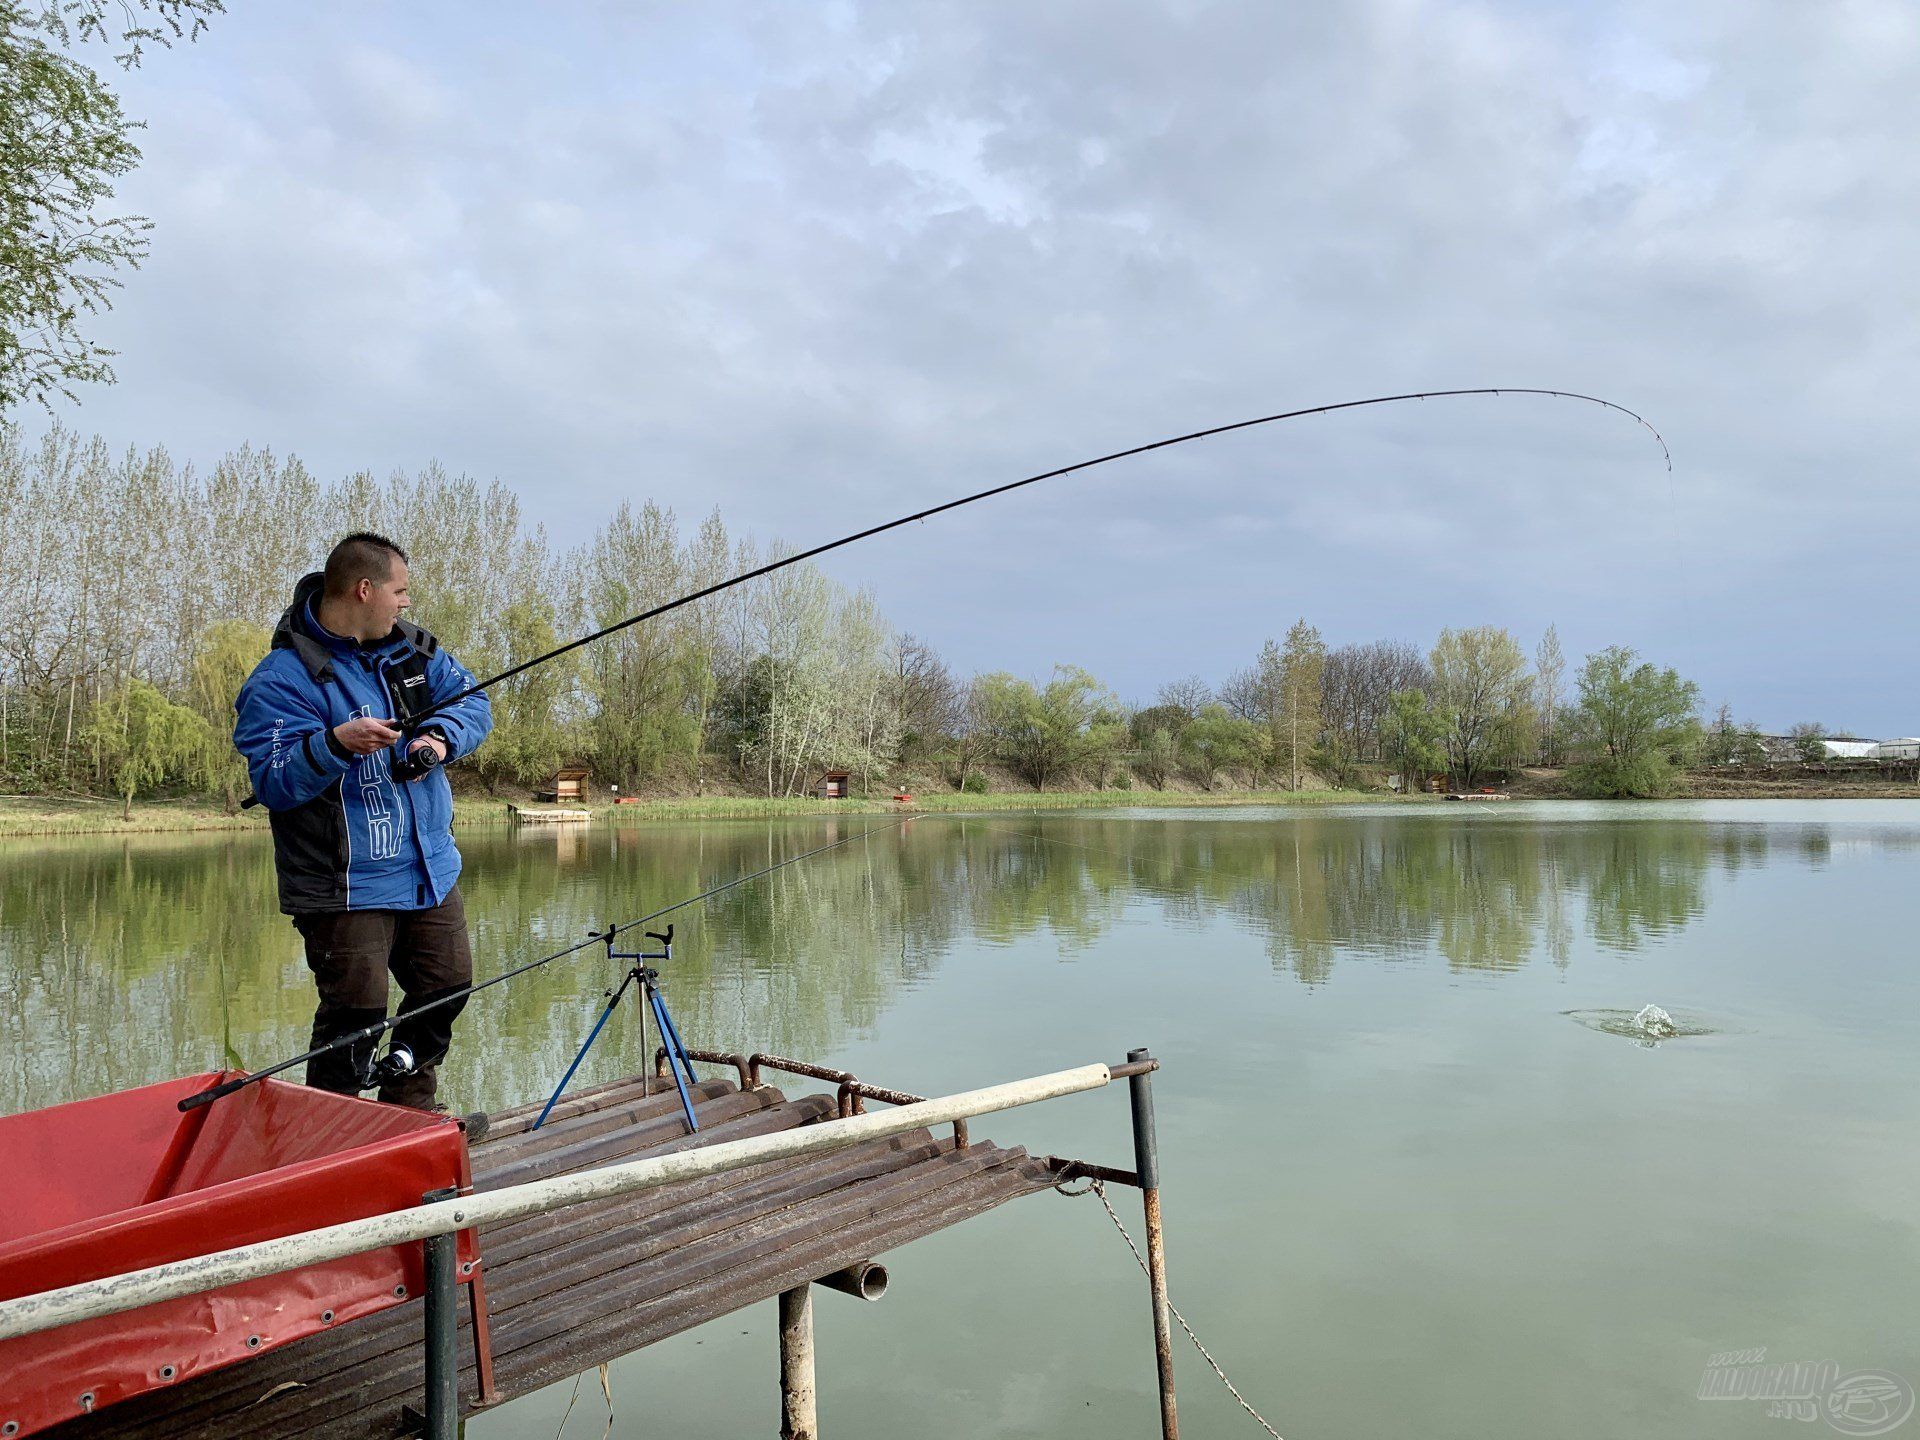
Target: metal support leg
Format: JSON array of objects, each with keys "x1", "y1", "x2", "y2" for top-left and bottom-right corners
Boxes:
[
  {"x1": 645, "y1": 980, "x2": 700, "y2": 1133},
  {"x1": 1127, "y1": 1046, "x2": 1178, "y2": 1440},
  {"x1": 778, "y1": 1284, "x2": 818, "y2": 1440},
  {"x1": 423, "y1": 1188, "x2": 460, "y2": 1440},
  {"x1": 532, "y1": 967, "x2": 639, "y2": 1130}
]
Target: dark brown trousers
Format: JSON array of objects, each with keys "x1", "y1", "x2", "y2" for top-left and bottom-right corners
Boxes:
[{"x1": 292, "y1": 888, "x2": 474, "y2": 1109}]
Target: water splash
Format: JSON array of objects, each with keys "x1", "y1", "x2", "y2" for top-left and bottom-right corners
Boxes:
[
  {"x1": 1633, "y1": 1004, "x2": 1677, "y2": 1037},
  {"x1": 1564, "y1": 1007, "x2": 1716, "y2": 1047}
]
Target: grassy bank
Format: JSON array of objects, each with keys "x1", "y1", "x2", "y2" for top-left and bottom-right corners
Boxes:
[
  {"x1": 0, "y1": 796, "x2": 269, "y2": 837},
  {"x1": 1682, "y1": 775, "x2": 1920, "y2": 800},
  {"x1": 567, "y1": 787, "x2": 1402, "y2": 823},
  {"x1": 15, "y1": 773, "x2": 1913, "y2": 839},
  {"x1": 1509, "y1": 767, "x2": 1920, "y2": 801},
  {"x1": 0, "y1": 786, "x2": 1403, "y2": 837}
]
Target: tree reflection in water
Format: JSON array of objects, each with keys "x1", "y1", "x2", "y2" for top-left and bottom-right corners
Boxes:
[{"x1": 0, "y1": 813, "x2": 1810, "y2": 1113}]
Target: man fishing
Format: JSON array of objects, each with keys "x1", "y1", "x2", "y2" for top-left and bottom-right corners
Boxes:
[
  {"x1": 184, "y1": 386, "x2": 1669, "y2": 1119},
  {"x1": 233, "y1": 532, "x2": 493, "y2": 1110}
]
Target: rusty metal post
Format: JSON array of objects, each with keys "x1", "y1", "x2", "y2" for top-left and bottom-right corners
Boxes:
[
  {"x1": 778, "y1": 1284, "x2": 818, "y2": 1440},
  {"x1": 1127, "y1": 1046, "x2": 1178, "y2": 1439}
]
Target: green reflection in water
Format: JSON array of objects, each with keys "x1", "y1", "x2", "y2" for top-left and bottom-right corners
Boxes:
[
  {"x1": 4, "y1": 804, "x2": 1920, "y2": 1440},
  {"x1": 961, "y1": 809, "x2": 1747, "y2": 981},
  {"x1": 2, "y1": 818, "x2": 976, "y2": 1115},
  {"x1": 0, "y1": 806, "x2": 1823, "y2": 1115}
]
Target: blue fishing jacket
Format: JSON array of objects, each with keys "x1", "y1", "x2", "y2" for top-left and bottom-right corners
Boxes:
[{"x1": 233, "y1": 573, "x2": 493, "y2": 914}]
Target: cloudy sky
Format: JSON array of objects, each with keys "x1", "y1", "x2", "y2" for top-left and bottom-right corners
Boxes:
[{"x1": 43, "y1": 1, "x2": 1920, "y2": 730}]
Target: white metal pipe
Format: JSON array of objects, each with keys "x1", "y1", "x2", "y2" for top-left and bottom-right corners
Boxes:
[{"x1": 0, "y1": 1063, "x2": 1111, "y2": 1343}]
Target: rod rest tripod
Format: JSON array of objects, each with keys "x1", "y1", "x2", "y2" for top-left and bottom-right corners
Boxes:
[{"x1": 531, "y1": 924, "x2": 702, "y2": 1133}]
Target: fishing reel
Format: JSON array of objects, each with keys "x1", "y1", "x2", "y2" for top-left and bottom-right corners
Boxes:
[
  {"x1": 389, "y1": 732, "x2": 445, "y2": 784},
  {"x1": 361, "y1": 1041, "x2": 417, "y2": 1091}
]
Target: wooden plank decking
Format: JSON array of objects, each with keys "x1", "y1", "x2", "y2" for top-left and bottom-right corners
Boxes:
[{"x1": 48, "y1": 1073, "x2": 1057, "y2": 1439}]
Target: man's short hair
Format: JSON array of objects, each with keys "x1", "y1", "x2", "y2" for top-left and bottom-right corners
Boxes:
[{"x1": 323, "y1": 532, "x2": 410, "y2": 598}]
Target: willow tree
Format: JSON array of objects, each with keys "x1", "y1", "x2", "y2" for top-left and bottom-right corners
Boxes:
[
  {"x1": 1181, "y1": 705, "x2": 1268, "y2": 791},
  {"x1": 1567, "y1": 646, "x2": 1701, "y2": 798},
  {"x1": 477, "y1": 599, "x2": 574, "y2": 787},
  {"x1": 1381, "y1": 688, "x2": 1447, "y2": 793},
  {"x1": 1430, "y1": 626, "x2": 1532, "y2": 789},
  {"x1": 974, "y1": 666, "x2": 1114, "y2": 791},
  {"x1": 185, "y1": 619, "x2": 268, "y2": 810},
  {"x1": 82, "y1": 677, "x2": 212, "y2": 817},
  {"x1": 578, "y1": 501, "x2": 702, "y2": 789}
]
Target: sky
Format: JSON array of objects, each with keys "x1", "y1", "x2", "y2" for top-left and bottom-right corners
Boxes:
[{"x1": 37, "y1": 1, "x2": 1920, "y2": 731}]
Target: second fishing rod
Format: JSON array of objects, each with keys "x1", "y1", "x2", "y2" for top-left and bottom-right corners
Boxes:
[{"x1": 179, "y1": 815, "x2": 918, "y2": 1111}]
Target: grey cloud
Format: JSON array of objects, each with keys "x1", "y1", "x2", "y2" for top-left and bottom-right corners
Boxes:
[{"x1": 38, "y1": 0, "x2": 1920, "y2": 728}]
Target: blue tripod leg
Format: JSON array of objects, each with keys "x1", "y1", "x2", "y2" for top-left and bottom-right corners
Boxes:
[
  {"x1": 655, "y1": 987, "x2": 700, "y2": 1096},
  {"x1": 646, "y1": 984, "x2": 700, "y2": 1133},
  {"x1": 531, "y1": 969, "x2": 635, "y2": 1131}
]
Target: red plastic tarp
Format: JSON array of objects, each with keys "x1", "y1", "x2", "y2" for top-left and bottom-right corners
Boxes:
[{"x1": 0, "y1": 1072, "x2": 477, "y2": 1437}]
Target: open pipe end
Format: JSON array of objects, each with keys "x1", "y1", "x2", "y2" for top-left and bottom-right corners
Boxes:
[{"x1": 815, "y1": 1261, "x2": 889, "y2": 1302}]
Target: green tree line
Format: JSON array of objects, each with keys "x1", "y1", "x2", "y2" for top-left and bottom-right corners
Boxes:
[{"x1": 0, "y1": 426, "x2": 1727, "y2": 807}]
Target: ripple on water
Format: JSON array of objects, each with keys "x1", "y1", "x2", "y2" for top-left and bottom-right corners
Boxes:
[{"x1": 1563, "y1": 1007, "x2": 1719, "y2": 1046}]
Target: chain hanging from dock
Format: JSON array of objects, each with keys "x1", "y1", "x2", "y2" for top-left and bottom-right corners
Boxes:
[{"x1": 1056, "y1": 1174, "x2": 1284, "y2": 1439}]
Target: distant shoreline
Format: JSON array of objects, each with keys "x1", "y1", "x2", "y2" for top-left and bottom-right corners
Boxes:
[
  {"x1": 5, "y1": 777, "x2": 1919, "y2": 839},
  {"x1": 0, "y1": 787, "x2": 1407, "y2": 839}
]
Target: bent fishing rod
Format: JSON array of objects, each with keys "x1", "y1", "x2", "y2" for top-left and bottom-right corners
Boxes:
[
  {"x1": 411, "y1": 387, "x2": 1669, "y2": 727},
  {"x1": 193, "y1": 386, "x2": 1671, "y2": 1108},
  {"x1": 241, "y1": 386, "x2": 1669, "y2": 804},
  {"x1": 179, "y1": 815, "x2": 914, "y2": 1111}
]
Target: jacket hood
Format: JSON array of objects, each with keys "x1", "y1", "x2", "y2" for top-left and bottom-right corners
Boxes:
[
  {"x1": 272, "y1": 572, "x2": 438, "y2": 681},
  {"x1": 271, "y1": 572, "x2": 338, "y2": 681}
]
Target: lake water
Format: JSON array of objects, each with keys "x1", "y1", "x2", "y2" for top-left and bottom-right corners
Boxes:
[{"x1": 4, "y1": 801, "x2": 1916, "y2": 1438}]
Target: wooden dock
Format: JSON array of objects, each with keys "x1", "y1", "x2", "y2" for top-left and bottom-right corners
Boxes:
[
  {"x1": 506, "y1": 802, "x2": 591, "y2": 825},
  {"x1": 48, "y1": 1071, "x2": 1059, "y2": 1439}
]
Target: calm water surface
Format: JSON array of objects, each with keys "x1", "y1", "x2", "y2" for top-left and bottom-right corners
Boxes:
[{"x1": 4, "y1": 802, "x2": 1916, "y2": 1438}]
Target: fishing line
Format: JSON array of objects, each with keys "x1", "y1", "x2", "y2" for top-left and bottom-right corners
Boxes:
[
  {"x1": 407, "y1": 388, "x2": 1671, "y2": 729},
  {"x1": 179, "y1": 815, "x2": 916, "y2": 1111}
]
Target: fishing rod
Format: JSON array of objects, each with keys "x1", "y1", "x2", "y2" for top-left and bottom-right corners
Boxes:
[
  {"x1": 198, "y1": 388, "x2": 1670, "y2": 1106},
  {"x1": 241, "y1": 387, "x2": 1668, "y2": 801},
  {"x1": 178, "y1": 815, "x2": 915, "y2": 1111},
  {"x1": 404, "y1": 388, "x2": 1670, "y2": 734}
]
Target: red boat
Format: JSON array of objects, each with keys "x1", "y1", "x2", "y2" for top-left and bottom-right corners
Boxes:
[{"x1": 0, "y1": 1073, "x2": 485, "y2": 1437}]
